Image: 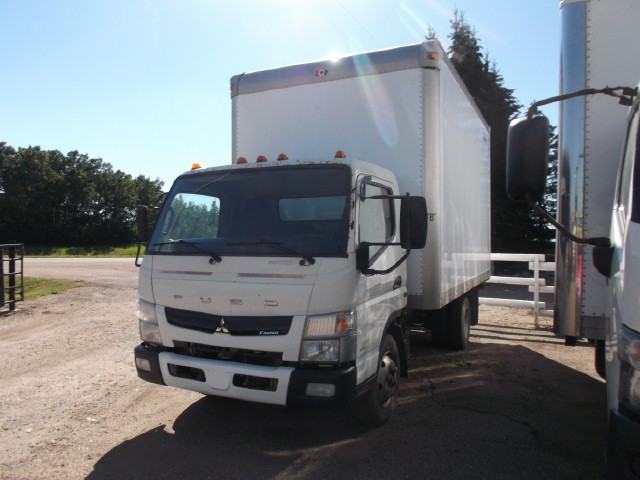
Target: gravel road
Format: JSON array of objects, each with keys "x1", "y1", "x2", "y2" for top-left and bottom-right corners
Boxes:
[{"x1": 0, "y1": 258, "x2": 607, "y2": 479}]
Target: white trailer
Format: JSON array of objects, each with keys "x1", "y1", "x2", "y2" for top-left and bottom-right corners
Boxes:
[
  {"x1": 134, "y1": 41, "x2": 490, "y2": 425},
  {"x1": 507, "y1": 0, "x2": 640, "y2": 476}
]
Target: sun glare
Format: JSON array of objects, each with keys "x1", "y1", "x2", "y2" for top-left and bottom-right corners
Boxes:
[{"x1": 327, "y1": 51, "x2": 344, "y2": 62}]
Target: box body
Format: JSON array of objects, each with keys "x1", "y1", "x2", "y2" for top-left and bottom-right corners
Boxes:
[
  {"x1": 231, "y1": 41, "x2": 491, "y2": 310},
  {"x1": 556, "y1": 0, "x2": 640, "y2": 339}
]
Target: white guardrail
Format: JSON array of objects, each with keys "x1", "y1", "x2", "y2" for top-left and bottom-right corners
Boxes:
[{"x1": 479, "y1": 253, "x2": 555, "y2": 327}]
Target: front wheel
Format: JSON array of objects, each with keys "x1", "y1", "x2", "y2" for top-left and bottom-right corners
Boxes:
[{"x1": 355, "y1": 334, "x2": 400, "y2": 426}]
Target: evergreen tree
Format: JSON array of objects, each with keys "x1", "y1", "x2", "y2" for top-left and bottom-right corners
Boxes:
[{"x1": 444, "y1": 10, "x2": 555, "y2": 253}]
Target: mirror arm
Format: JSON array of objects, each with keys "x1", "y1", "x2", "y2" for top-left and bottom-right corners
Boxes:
[
  {"x1": 135, "y1": 204, "x2": 150, "y2": 268},
  {"x1": 524, "y1": 193, "x2": 610, "y2": 248},
  {"x1": 527, "y1": 86, "x2": 637, "y2": 118},
  {"x1": 135, "y1": 243, "x2": 145, "y2": 267},
  {"x1": 362, "y1": 250, "x2": 411, "y2": 276}
]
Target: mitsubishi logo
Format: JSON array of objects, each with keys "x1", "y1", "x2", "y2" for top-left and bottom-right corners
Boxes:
[{"x1": 215, "y1": 318, "x2": 229, "y2": 334}]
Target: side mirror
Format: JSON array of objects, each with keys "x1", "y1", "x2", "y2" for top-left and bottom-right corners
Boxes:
[
  {"x1": 593, "y1": 245, "x2": 615, "y2": 278},
  {"x1": 356, "y1": 242, "x2": 370, "y2": 271},
  {"x1": 136, "y1": 205, "x2": 150, "y2": 244},
  {"x1": 506, "y1": 114, "x2": 549, "y2": 202},
  {"x1": 400, "y1": 196, "x2": 427, "y2": 249}
]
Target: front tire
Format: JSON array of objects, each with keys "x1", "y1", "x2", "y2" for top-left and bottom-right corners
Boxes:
[{"x1": 355, "y1": 334, "x2": 400, "y2": 426}]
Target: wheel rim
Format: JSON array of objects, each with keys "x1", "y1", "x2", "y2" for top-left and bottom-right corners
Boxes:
[{"x1": 377, "y1": 352, "x2": 398, "y2": 408}]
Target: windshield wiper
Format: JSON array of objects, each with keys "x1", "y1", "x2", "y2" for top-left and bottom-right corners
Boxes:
[
  {"x1": 152, "y1": 239, "x2": 222, "y2": 264},
  {"x1": 227, "y1": 239, "x2": 316, "y2": 266}
]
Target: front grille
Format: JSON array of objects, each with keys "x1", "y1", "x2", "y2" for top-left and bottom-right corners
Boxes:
[
  {"x1": 173, "y1": 341, "x2": 284, "y2": 367},
  {"x1": 165, "y1": 307, "x2": 292, "y2": 336}
]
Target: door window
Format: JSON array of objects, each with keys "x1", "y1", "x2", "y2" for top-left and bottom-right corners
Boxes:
[
  {"x1": 617, "y1": 105, "x2": 639, "y2": 223},
  {"x1": 359, "y1": 182, "x2": 394, "y2": 259}
]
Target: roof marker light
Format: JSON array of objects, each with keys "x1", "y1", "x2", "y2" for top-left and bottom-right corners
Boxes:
[
  {"x1": 191, "y1": 163, "x2": 202, "y2": 169},
  {"x1": 335, "y1": 150, "x2": 346, "y2": 159},
  {"x1": 256, "y1": 155, "x2": 267, "y2": 163},
  {"x1": 427, "y1": 52, "x2": 438, "y2": 60},
  {"x1": 277, "y1": 154, "x2": 288, "y2": 161},
  {"x1": 236, "y1": 157, "x2": 247, "y2": 164}
]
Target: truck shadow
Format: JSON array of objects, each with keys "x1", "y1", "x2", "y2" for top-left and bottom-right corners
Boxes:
[{"x1": 87, "y1": 336, "x2": 607, "y2": 480}]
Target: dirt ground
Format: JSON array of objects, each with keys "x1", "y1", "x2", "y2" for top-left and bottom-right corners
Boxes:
[{"x1": 0, "y1": 258, "x2": 607, "y2": 480}]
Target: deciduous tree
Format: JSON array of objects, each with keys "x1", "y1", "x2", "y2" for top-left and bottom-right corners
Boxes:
[{"x1": 0, "y1": 143, "x2": 164, "y2": 245}]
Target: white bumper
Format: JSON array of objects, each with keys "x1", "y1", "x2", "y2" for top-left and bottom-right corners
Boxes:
[{"x1": 159, "y1": 351, "x2": 294, "y2": 405}]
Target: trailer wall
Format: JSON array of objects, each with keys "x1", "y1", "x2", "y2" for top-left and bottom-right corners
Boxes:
[{"x1": 556, "y1": 0, "x2": 640, "y2": 339}]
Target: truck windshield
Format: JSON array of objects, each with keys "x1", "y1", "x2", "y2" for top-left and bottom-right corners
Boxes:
[{"x1": 147, "y1": 165, "x2": 351, "y2": 258}]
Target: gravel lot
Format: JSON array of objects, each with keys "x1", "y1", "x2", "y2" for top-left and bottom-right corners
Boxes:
[{"x1": 0, "y1": 258, "x2": 607, "y2": 479}]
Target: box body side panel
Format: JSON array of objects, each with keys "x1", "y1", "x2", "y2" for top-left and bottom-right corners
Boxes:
[{"x1": 431, "y1": 62, "x2": 491, "y2": 308}]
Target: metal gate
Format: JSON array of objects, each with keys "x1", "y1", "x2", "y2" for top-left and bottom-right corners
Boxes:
[{"x1": 1, "y1": 243, "x2": 24, "y2": 312}]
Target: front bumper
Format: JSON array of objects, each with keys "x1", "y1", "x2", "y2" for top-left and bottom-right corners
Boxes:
[
  {"x1": 134, "y1": 343, "x2": 357, "y2": 407},
  {"x1": 608, "y1": 410, "x2": 640, "y2": 480}
]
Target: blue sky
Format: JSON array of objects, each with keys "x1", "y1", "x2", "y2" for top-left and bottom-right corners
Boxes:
[{"x1": 0, "y1": 0, "x2": 560, "y2": 188}]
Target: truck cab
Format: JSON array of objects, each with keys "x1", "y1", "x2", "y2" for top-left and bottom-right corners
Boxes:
[
  {"x1": 134, "y1": 156, "x2": 426, "y2": 425},
  {"x1": 601, "y1": 90, "x2": 640, "y2": 479},
  {"x1": 506, "y1": 88, "x2": 640, "y2": 478}
]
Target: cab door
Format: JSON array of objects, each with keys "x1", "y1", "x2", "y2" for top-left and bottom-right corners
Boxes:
[
  {"x1": 354, "y1": 174, "x2": 407, "y2": 383},
  {"x1": 607, "y1": 100, "x2": 640, "y2": 410}
]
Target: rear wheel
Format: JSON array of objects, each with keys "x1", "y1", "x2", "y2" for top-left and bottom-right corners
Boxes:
[
  {"x1": 425, "y1": 309, "x2": 448, "y2": 347},
  {"x1": 447, "y1": 295, "x2": 471, "y2": 350},
  {"x1": 355, "y1": 334, "x2": 399, "y2": 426}
]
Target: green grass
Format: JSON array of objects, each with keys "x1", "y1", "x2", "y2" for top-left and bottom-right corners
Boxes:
[
  {"x1": 2, "y1": 277, "x2": 83, "y2": 303},
  {"x1": 24, "y1": 244, "x2": 140, "y2": 257}
]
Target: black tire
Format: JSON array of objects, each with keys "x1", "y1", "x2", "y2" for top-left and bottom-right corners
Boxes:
[
  {"x1": 355, "y1": 334, "x2": 400, "y2": 426},
  {"x1": 447, "y1": 295, "x2": 471, "y2": 350},
  {"x1": 595, "y1": 340, "x2": 606, "y2": 379},
  {"x1": 467, "y1": 287, "x2": 479, "y2": 326},
  {"x1": 565, "y1": 336, "x2": 578, "y2": 346},
  {"x1": 424, "y1": 309, "x2": 448, "y2": 347}
]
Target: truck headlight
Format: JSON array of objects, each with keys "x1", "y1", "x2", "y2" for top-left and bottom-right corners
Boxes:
[
  {"x1": 300, "y1": 311, "x2": 356, "y2": 363},
  {"x1": 619, "y1": 325, "x2": 640, "y2": 417},
  {"x1": 136, "y1": 299, "x2": 163, "y2": 345}
]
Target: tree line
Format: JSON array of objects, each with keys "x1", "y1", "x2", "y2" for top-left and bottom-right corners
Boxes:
[{"x1": 0, "y1": 143, "x2": 164, "y2": 245}]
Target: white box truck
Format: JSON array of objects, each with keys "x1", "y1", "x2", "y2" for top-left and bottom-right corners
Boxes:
[
  {"x1": 506, "y1": 0, "x2": 640, "y2": 476},
  {"x1": 134, "y1": 41, "x2": 491, "y2": 425}
]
